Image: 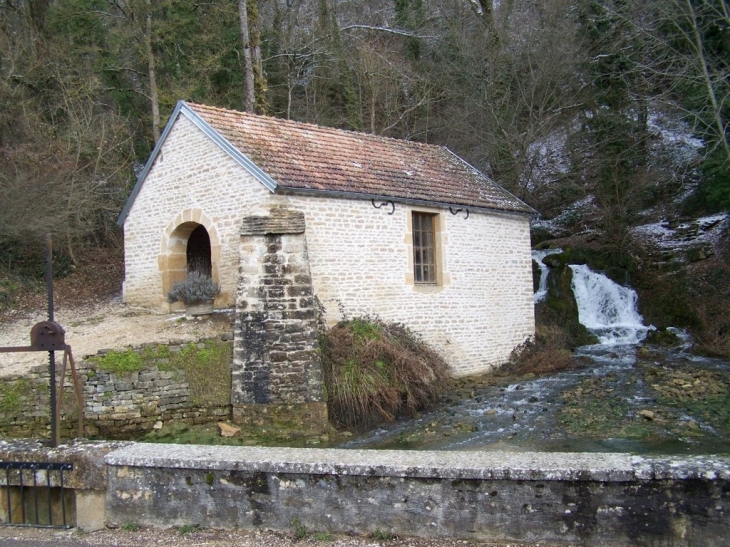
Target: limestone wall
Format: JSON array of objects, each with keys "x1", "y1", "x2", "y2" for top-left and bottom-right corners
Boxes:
[
  {"x1": 283, "y1": 196, "x2": 535, "y2": 376},
  {"x1": 122, "y1": 113, "x2": 535, "y2": 375},
  {"x1": 122, "y1": 114, "x2": 272, "y2": 311},
  {"x1": 0, "y1": 339, "x2": 232, "y2": 440}
]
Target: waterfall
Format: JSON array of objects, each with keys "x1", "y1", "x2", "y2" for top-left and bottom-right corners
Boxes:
[
  {"x1": 532, "y1": 249, "x2": 562, "y2": 303},
  {"x1": 569, "y1": 264, "x2": 652, "y2": 345}
]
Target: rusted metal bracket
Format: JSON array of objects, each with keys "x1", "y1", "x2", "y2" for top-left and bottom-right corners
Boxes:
[
  {"x1": 0, "y1": 324, "x2": 84, "y2": 440},
  {"x1": 0, "y1": 235, "x2": 81, "y2": 446},
  {"x1": 56, "y1": 345, "x2": 84, "y2": 439},
  {"x1": 449, "y1": 207, "x2": 469, "y2": 219},
  {"x1": 0, "y1": 321, "x2": 67, "y2": 353},
  {"x1": 372, "y1": 199, "x2": 395, "y2": 215}
]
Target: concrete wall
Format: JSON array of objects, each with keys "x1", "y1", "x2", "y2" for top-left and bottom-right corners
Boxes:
[
  {"x1": 104, "y1": 444, "x2": 730, "y2": 546},
  {"x1": 122, "y1": 115, "x2": 534, "y2": 376}
]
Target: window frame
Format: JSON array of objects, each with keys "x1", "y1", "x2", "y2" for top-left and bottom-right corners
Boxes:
[{"x1": 411, "y1": 211, "x2": 439, "y2": 285}]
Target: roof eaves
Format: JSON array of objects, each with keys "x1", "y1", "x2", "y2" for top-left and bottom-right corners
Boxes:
[
  {"x1": 180, "y1": 103, "x2": 278, "y2": 193},
  {"x1": 275, "y1": 186, "x2": 537, "y2": 218},
  {"x1": 117, "y1": 100, "x2": 186, "y2": 226},
  {"x1": 443, "y1": 147, "x2": 538, "y2": 216}
]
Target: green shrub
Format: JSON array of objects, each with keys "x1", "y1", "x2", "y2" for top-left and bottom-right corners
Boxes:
[{"x1": 320, "y1": 318, "x2": 451, "y2": 430}]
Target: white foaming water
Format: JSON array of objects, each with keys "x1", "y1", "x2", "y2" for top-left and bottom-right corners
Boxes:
[
  {"x1": 532, "y1": 249, "x2": 563, "y2": 303},
  {"x1": 569, "y1": 264, "x2": 652, "y2": 345}
]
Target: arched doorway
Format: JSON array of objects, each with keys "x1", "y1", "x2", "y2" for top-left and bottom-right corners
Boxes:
[
  {"x1": 187, "y1": 224, "x2": 212, "y2": 277},
  {"x1": 160, "y1": 212, "x2": 221, "y2": 309}
]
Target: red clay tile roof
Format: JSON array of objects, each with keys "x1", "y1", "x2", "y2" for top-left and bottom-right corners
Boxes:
[{"x1": 186, "y1": 102, "x2": 535, "y2": 214}]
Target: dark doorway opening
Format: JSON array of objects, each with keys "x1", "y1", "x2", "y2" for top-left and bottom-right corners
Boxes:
[{"x1": 187, "y1": 224, "x2": 212, "y2": 277}]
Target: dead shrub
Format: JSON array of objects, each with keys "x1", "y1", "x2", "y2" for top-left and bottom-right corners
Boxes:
[
  {"x1": 504, "y1": 324, "x2": 576, "y2": 375},
  {"x1": 320, "y1": 318, "x2": 451, "y2": 431},
  {"x1": 692, "y1": 301, "x2": 730, "y2": 359}
]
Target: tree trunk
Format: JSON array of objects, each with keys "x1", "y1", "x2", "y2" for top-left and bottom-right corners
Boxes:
[
  {"x1": 248, "y1": 0, "x2": 268, "y2": 114},
  {"x1": 239, "y1": 0, "x2": 256, "y2": 113},
  {"x1": 684, "y1": 0, "x2": 730, "y2": 161},
  {"x1": 145, "y1": 0, "x2": 160, "y2": 142}
]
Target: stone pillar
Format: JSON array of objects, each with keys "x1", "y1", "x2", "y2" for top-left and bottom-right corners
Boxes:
[{"x1": 232, "y1": 208, "x2": 327, "y2": 433}]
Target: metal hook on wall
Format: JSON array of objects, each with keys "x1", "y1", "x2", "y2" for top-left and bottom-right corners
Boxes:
[
  {"x1": 449, "y1": 207, "x2": 469, "y2": 219},
  {"x1": 372, "y1": 199, "x2": 395, "y2": 215}
]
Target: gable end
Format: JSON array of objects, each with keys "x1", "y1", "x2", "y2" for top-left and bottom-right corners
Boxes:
[{"x1": 117, "y1": 101, "x2": 278, "y2": 227}]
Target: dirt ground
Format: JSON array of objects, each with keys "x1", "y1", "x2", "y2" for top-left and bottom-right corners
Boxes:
[{"x1": 0, "y1": 251, "x2": 234, "y2": 378}]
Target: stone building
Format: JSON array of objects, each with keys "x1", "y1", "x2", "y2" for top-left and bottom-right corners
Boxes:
[{"x1": 118, "y1": 101, "x2": 536, "y2": 382}]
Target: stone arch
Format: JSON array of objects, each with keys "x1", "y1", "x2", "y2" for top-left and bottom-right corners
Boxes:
[{"x1": 159, "y1": 209, "x2": 221, "y2": 309}]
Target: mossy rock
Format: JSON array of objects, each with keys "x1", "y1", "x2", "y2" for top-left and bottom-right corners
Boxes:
[
  {"x1": 540, "y1": 264, "x2": 597, "y2": 347},
  {"x1": 644, "y1": 327, "x2": 680, "y2": 346}
]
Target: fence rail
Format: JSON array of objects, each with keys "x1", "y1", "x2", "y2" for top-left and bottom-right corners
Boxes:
[{"x1": 0, "y1": 461, "x2": 73, "y2": 528}]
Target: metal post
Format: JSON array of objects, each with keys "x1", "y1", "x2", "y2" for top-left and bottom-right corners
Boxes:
[{"x1": 46, "y1": 234, "x2": 59, "y2": 447}]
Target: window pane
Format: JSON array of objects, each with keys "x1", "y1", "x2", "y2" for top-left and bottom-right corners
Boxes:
[{"x1": 412, "y1": 212, "x2": 437, "y2": 284}]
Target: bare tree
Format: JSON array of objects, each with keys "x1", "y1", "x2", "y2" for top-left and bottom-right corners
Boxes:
[
  {"x1": 239, "y1": 0, "x2": 256, "y2": 113},
  {"x1": 145, "y1": 0, "x2": 160, "y2": 141}
]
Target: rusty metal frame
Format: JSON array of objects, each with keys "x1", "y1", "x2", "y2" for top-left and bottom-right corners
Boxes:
[
  {"x1": 0, "y1": 235, "x2": 83, "y2": 446},
  {"x1": 1, "y1": 461, "x2": 74, "y2": 528}
]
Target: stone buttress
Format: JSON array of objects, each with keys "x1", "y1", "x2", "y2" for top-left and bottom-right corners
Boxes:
[{"x1": 231, "y1": 208, "x2": 327, "y2": 433}]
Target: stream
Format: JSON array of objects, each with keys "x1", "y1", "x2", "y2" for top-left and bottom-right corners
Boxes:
[{"x1": 341, "y1": 256, "x2": 730, "y2": 455}]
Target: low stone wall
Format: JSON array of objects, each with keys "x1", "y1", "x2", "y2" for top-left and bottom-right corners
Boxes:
[
  {"x1": 0, "y1": 338, "x2": 232, "y2": 439},
  {"x1": 0, "y1": 440, "x2": 727, "y2": 544},
  {"x1": 0, "y1": 439, "x2": 129, "y2": 530},
  {"x1": 105, "y1": 444, "x2": 730, "y2": 546}
]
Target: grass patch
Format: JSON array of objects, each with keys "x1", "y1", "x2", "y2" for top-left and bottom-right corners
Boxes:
[
  {"x1": 372, "y1": 529, "x2": 395, "y2": 541},
  {"x1": 91, "y1": 341, "x2": 231, "y2": 407},
  {"x1": 0, "y1": 276, "x2": 20, "y2": 311},
  {"x1": 320, "y1": 318, "x2": 450, "y2": 430},
  {"x1": 92, "y1": 349, "x2": 144, "y2": 374},
  {"x1": 121, "y1": 522, "x2": 140, "y2": 532},
  {"x1": 0, "y1": 379, "x2": 32, "y2": 414},
  {"x1": 162, "y1": 341, "x2": 231, "y2": 407},
  {"x1": 178, "y1": 524, "x2": 199, "y2": 535},
  {"x1": 291, "y1": 517, "x2": 308, "y2": 539},
  {"x1": 312, "y1": 531, "x2": 333, "y2": 541}
]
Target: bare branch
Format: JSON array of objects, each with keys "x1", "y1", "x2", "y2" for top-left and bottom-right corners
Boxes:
[{"x1": 340, "y1": 24, "x2": 417, "y2": 38}]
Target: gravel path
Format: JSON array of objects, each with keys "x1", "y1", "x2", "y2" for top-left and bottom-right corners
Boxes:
[
  {"x1": 0, "y1": 526, "x2": 572, "y2": 547},
  {"x1": 0, "y1": 297, "x2": 234, "y2": 378}
]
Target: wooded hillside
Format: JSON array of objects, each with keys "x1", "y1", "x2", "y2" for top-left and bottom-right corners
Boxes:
[{"x1": 1, "y1": 0, "x2": 728, "y2": 274}]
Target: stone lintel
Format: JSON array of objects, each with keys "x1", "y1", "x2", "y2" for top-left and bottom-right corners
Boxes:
[{"x1": 240, "y1": 210, "x2": 305, "y2": 236}]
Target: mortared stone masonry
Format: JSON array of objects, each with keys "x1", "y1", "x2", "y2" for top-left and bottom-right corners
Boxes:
[{"x1": 232, "y1": 208, "x2": 327, "y2": 432}]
